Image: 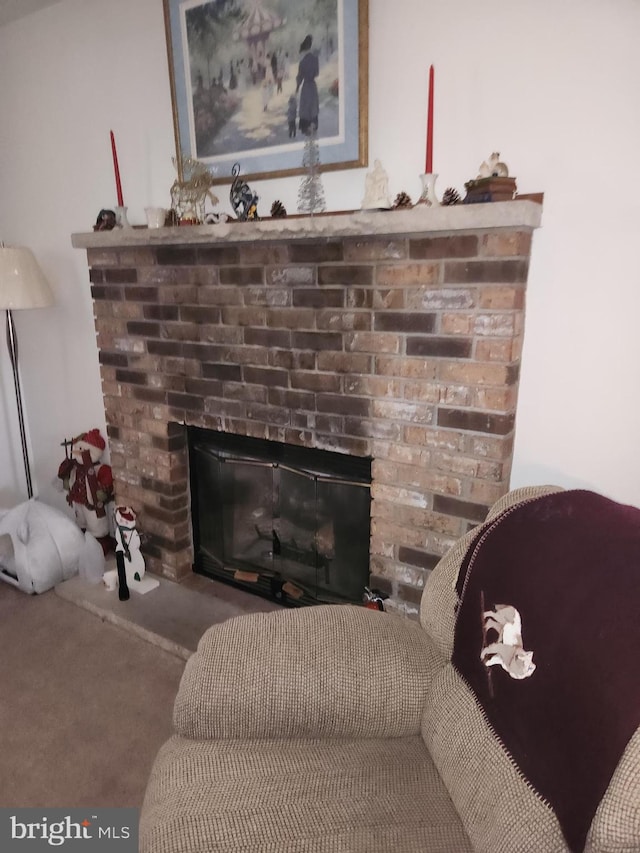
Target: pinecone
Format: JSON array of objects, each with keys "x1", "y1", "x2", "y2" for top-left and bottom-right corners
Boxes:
[
  {"x1": 441, "y1": 187, "x2": 461, "y2": 206},
  {"x1": 393, "y1": 191, "x2": 413, "y2": 209},
  {"x1": 270, "y1": 200, "x2": 287, "y2": 218}
]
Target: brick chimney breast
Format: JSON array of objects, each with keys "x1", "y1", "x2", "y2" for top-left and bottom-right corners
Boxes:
[{"x1": 74, "y1": 202, "x2": 542, "y2": 617}]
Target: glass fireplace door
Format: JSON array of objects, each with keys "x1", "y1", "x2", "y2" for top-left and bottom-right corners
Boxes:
[{"x1": 190, "y1": 429, "x2": 371, "y2": 606}]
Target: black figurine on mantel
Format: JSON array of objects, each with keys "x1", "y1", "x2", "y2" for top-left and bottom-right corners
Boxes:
[
  {"x1": 93, "y1": 209, "x2": 116, "y2": 231},
  {"x1": 230, "y1": 163, "x2": 259, "y2": 221}
]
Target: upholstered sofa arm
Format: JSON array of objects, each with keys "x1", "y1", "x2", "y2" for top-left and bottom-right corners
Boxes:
[{"x1": 174, "y1": 604, "x2": 444, "y2": 741}]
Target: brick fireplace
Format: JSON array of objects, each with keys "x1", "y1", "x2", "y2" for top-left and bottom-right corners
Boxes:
[{"x1": 73, "y1": 201, "x2": 541, "y2": 616}]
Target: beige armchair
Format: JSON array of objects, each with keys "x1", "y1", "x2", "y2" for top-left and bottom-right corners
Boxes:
[{"x1": 140, "y1": 486, "x2": 640, "y2": 852}]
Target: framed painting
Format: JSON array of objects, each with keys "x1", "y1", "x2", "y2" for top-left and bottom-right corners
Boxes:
[{"x1": 163, "y1": 0, "x2": 368, "y2": 185}]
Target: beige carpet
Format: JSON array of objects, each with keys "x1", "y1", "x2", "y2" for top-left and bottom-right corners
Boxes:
[{"x1": 0, "y1": 580, "x2": 185, "y2": 808}]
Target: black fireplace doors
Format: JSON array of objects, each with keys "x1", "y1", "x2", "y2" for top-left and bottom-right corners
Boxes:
[{"x1": 189, "y1": 428, "x2": 371, "y2": 606}]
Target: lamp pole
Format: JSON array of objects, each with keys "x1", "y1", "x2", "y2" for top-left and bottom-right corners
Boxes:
[
  {"x1": 5, "y1": 307, "x2": 33, "y2": 498},
  {"x1": 0, "y1": 244, "x2": 54, "y2": 500}
]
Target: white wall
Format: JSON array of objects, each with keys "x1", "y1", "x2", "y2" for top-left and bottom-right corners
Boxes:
[{"x1": 1, "y1": 0, "x2": 639, "y2": 512}]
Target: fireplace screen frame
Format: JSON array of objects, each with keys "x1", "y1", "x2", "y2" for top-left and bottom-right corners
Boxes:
[{"x1": 188, "y1": 427, "x2": 372, "y2": 606}]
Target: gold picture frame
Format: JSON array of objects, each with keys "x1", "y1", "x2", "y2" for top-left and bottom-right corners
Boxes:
[{"x1": 163, "y1": 0, "x2": 368, "y2": 185}]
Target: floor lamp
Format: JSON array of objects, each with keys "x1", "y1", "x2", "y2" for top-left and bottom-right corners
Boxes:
[{"x1": 0, "y1": 245, "x2": 54, "y2": 499}]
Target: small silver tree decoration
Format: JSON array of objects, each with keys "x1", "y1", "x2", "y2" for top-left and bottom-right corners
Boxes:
[{"x1": 297, "y1": 130, "x2": 326, "y2": 215}]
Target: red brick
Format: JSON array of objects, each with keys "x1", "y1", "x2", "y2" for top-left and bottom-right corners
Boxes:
[
  {"x1": 219, "y1": 266, "x2": 264, "y2": 285},
  {"x1": 444, "y1": 259, "x2": 529, "y2": 284},
  {"x1": 197, "y1": 286, "x2": 242, "y2": 305},
  {"x1": 221, "y1": 306, "x2": 267, "y2": 326},
  {"x1": 403, "y1": 381, "x2": 440, "y2": 404},
  {"x1": 269, "y1": 388, "x2": 315, "y2": 410},
  {"x1": 343, "y1": 239, "x2": 408, "y2": 261},
  {"x1": 479, "y1": 231, "x2": 532, "y2": 257},
  {"x1": 158, "y1": 285, "x2": 199, "y2": 304},
  {"x1": 318, "y1": 265, "x2": 374, "y2": 286},
  {"x1": 375, "y1": 312, "x2": 436, "y2": 333},
  {"x1": 376, "y1": 263, "x2": 440, "y2": 287},
  {"x1": 156, "y1": 247, "x2": 197, "y2": 266},
  {"x1": 373, "y1": 400, "x2": 435, "y2": 425},
  {"x1": 437, "y1": 408, "x2": 515, "y2": 436},
  {"x1": 269, "y1": 349, "x2": 315, "y2": 370},
  {"x1": 345, "y1": 375, "x2": 403, "y2": 398},
  {"x1": 407, "y1": 336, "x2": 472, "y2": 359},
  {"x1": 346, "y1": 332, "x2": 400, "y2": 354},
  {"x1": 243, "y1": 366, "x2": 289, "y2": 387},
  {"x1": 289, "y1": 242, "x2": 344, "y2": 263},
  {"x1": 293, "y1": 288, "x2": 344, "y2": 308},
  {"x1": 409, "y1": 235, "x2": 479, "y2": 259},
  {"x1": 105, "y1": 268, "x2": 138, "y2": 283},
  {"x1": 224, "y1": 382, "x2": 268, "y2": 403},
  {"x1": 441, "y1": 314, "x2": 475, "y2": 336},
  {"x1": 246, "y1": 404, "x2": 291, "y2": 425},
  {"x1": 432, "y1": 494, "x2": 488, "y2": 523},
  {"x1": 398, "y1": 547, "x2": 440, "y2": 572},
  {"x1": 376, "y1": 357, "x2": 437, "y2": 379},
  {"x1": 290, "y1": 371, "x2": 342, "y2": 393},
  {"x1": 347, "y1": 288, "x2": 375, "y2": 309},
  {"x1": 437, "y1": 361, "x2": 515, "y2": 387},
  {"x1": 475, "y1": 338, "x2": 518, "y2": 363},
  {"x1": 371, "y1": 289, "x2": 405, "y2": 310},
  {"x1": 196, "y1": 246, "x2": 240, "y2": 265},
  {"x1": 317, "y1": 352, "x2": 372, "y2": 374},
  {"x1": 474, "y1": 313, "x2": 517, "y2": 337},
  {"x1": 479, "y1": 286, "x2": 525, "y2": 310},
  {"x1": 244, "y1": 328, "x2": 292, "y2": 348},
  {"x1": 266, "y1": 266, "x2": 315, "y2": 286},
  {"x1": 292, "y1": 331, "x2": 342, "y2": 351},
  {"x1": 317, "y1": 310, "x2": 371, "y2": 332},
  {"x1": 238, "y1": 245, "x2": 290, "y2": 265},
  {"x1": 267, "y1": 308, "x2": 315, "y2": 329}
]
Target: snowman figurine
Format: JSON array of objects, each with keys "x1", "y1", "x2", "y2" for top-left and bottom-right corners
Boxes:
[
  {"x1": 58, "y1": 428, "x2": 114, "y2": 552},
  {"x1": 114, "y1": 506, "x2": 145, "y2": 596}
]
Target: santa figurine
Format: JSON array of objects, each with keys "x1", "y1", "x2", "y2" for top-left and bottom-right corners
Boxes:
[{"x1": 58, "y1": 428, "x2": 114, "y2": 553}]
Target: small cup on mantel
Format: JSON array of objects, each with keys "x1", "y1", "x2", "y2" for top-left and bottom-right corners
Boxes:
[{"x1": 145, "y1": 207, "x2": 167, "y2": 229}]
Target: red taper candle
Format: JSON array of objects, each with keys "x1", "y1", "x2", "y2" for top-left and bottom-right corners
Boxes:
[
  {"x1": 110, "y1": 130, "x2": 124, "y2": 207},
  {"x1": 425, "y1": 65, "x2": 434, "y2": 174}
]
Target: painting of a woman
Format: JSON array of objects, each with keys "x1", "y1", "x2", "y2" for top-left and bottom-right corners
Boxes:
[
  {"x1": 296, "y1": 34, "x2": 319, "y2": 134},
  {"x1": 163, "y1": 0, "x2": 368, "y2": 180}
]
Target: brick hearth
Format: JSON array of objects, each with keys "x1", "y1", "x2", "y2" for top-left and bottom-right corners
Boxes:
[{"x1": 73, "y1": 202, "x2": 541, "y2": 616}]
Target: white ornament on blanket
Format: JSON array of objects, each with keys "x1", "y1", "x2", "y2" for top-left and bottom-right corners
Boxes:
[{"x1": 481, "y1": 604, "x2": 536, "y2": 680}]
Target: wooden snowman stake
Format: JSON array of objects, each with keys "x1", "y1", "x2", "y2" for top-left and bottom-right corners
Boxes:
[{"x1": 114, "y1": 506, "x2": 145, "y2": 601}]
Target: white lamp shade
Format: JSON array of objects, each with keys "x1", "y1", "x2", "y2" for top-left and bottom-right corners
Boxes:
[{"x1": 0, "y1": 246, "x2": 54, "y2": 310}]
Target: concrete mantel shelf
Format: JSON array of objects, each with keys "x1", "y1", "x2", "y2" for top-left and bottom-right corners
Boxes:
[{"x1": 71, "y1": 200, "x2": 542, "y2": 250}]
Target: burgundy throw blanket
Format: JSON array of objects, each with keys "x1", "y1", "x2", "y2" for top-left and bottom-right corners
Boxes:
[{"x1": 452, "y1": 490, "x2": 640, "y2": 853}]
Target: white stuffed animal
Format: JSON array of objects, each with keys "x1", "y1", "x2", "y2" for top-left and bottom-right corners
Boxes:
[{"x1": 0, "y1": 500, "x2": 105, "y2": 594}]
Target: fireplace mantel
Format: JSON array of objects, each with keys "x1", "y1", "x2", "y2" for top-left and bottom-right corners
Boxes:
[
  {"x1": 72, "y1": 200, "x2": 542, "y2": 250},
  {"x1": 74, "y1": 199, "x2": 541, "y2": 617}
]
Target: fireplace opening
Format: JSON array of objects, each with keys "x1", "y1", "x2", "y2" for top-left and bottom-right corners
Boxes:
[{"x1": 188, "y1": 428, "x2": 372, "y2": 607}]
